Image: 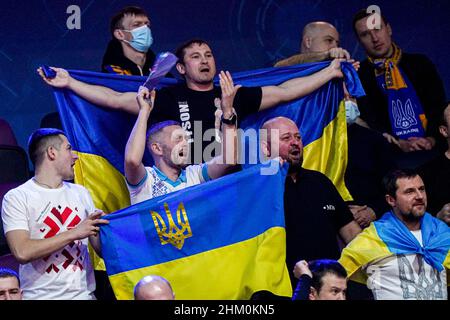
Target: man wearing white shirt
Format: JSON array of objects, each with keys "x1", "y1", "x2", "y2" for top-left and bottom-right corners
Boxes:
[{"x1": 1, "y1": 128, "x2": 109, "y2": 300}]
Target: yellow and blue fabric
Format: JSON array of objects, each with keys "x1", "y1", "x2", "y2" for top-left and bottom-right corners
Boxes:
[
  {"x1": 53, "y1": 73, "x2": 178, "y2": 269},
  {"x1": 339, "y1": 211, "x2": 450, "y2": 285},
  {"x1": 100, "y1": 161, "x2": 292, "y2": 300},
  {"x1": 369, "y1": 43, "x2": 428, "y2": 139},
  {"x1": 51, "y1": 61, "x2": 364, "y2": 269},
  {"x1": 103, "y1": 65, "x2": 133, "y2": 76},
  {"x1": 237, "y1": 61, "x2": 365, "y2": 201}
]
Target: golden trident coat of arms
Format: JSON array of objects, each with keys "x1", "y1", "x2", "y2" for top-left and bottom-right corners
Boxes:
[{"x1": 150, "y1": 202, "x2": 193, "y2": 249}]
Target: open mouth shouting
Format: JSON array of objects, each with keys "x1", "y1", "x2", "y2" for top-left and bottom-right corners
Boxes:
[{"x1": 200, "y1": 66, "x2": 210, "y2": 73}]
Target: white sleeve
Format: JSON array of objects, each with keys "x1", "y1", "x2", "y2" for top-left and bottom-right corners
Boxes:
[
  {"x1": 79, "y1": 186, "x2": 96, "y2": 216},
  {"x1": 186, "y1": 164, "x2": 210, "y2": 184},
  {"x1": 1, "y1": 189, "x2": 29, "y2": 234},
  {"x1": 126, "y1": 167, "x2": 155, "y2": 201}
]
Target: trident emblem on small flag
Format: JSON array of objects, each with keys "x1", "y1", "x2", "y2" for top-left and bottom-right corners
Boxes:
[{"x1": 151, "y1": 202, "x2": 193, "y2": 249}]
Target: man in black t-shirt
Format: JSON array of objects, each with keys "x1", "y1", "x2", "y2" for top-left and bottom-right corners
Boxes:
[
  {"x1": 39, "y1": 39, "x2": 344, "y2": 163},
  {"x1": 260, "y1": 116, "x2": 362, "y2": 287}
]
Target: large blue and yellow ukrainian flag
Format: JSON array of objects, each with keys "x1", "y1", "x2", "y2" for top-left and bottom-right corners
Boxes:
[
  {"x1": 235, "y1": 61, "x2": 364, "y2": 201},
  {"x1": 339, "y1": 212, "x2": 450, "y2": 285},
  {"x1": 100, "y1": 161, "x2": 291, "y2": 300},
  {"x1": 50, "y1": 61, "x2": 363, "y2": 271}
]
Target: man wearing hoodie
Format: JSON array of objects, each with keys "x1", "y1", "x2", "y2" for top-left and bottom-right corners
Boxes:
[{"x1": 102, "y1": 6, "x2": 156, "y2": 76}]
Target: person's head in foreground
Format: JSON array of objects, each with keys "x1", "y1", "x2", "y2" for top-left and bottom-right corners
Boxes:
[
  {"x1": 0, "y1": 268, "x2": 22, "y2": 300},
  {"x1": 308, "y1": 259, "x2": 347, "y2": 300},
  {"x1": 134, "y1": 275, "x2": 175, "y2": 300}
]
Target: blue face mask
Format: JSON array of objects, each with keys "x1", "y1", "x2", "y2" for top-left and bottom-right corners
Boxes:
[
  {"x1": 345, "y1": 100, "x2": 361, "y2": 125},
  {"x1": 123, "y1": 25, "x2": 153, "y2": 53}
]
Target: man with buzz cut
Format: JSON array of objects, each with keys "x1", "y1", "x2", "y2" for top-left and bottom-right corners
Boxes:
[
  {"x1": 274, "y1": 21, "x2": 355, "y2": 67},
  {"x1": 1, "y1": 128, "x2": 109, "y2": 300},
  {"x1": 125, "y1": 71, "x2": 239, "y2": 204}
]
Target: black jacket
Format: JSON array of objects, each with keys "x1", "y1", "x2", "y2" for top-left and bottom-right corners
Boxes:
[
  {"x1": 101, "y1": 39, "x2": 156, "y2": 76},
  {"x1": 357, "y1": 53, "x2": 447, "y2": 144}
]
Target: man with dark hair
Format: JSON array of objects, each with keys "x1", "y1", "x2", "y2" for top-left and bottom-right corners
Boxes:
[
  {"x1": 339, "y1": 168, "x2": 450, "y2": 300},
  {"x1": 1, "y1": 128, "x2": 109, "y2": 299},
  {"x1": 134, "y1": 275, "x2": 175, "y2": 300},
  {"x1": 125, "y1": 71, "x2": 238, "y2": 203},
  {"x1": 352, "y1": 8, "x2": 447, "y2": 168},
  {"x1": 0, "y1": 268, "x2": 22, "y2": 300},
  {"x1": 418, "y1": 103, "x2": 450, "y2": 224},
  {"x1": 260, "y1": 116, "x2": 362, "y2": 288},
  {"x1": 102, "y1": 6, "x2": 156, "y2": 76},
  {"x1": 39, "y1": 38, "x2": 344, "y2": 163},
  {"x1": 292, "y1": 259, "x2": 347, "y2": 300}
]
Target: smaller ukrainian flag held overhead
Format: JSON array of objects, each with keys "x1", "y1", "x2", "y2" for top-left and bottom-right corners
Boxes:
[{"x1": 100, "y1": 161, "x2": 292, "y2": 300}]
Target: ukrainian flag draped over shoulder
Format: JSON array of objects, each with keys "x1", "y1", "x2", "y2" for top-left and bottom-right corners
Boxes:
[
  {"x1": 339, "y1": 212, "x2": 450, "y2": 285},
  {"x1": 100, "y1": 161, "x2": 291, "y2": 300}
]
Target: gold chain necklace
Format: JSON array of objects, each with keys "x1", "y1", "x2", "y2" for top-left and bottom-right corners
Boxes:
[{"x1": 33, "y1": 178, "x2": 62, "y2": 189}]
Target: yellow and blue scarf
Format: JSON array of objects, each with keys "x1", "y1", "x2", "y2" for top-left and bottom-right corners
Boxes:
[{"x1": 369, "y1": 44, "x2": 428, "y2": 139}]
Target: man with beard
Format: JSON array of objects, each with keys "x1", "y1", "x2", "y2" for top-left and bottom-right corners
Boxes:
[
  {"x1": 38, "y1": 39, "x2": 344, "y2": 164},
  {"x1": 125, "y1": 71, "x2": 238, "y2": 204},
  {"x1": 260, "y1": 116, "x2": 362, "y2": 288},
  {"x1": 339, "y1": 169, "x2": 450, "y2": 300}
]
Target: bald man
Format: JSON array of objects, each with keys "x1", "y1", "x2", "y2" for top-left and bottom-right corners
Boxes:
[
  {"x1": 260, "y1": 116, "x2": 361, "y2": 287},
  {"x1": 134, "y1": 275, "x2": 175, "y2": 300},
  {"x1": 275, "y1": 21, "x2": 353, "y2": 67}
]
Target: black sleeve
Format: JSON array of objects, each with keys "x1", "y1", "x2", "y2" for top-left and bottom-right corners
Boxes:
[
  {"x1": 415, "y1": 55, "x2": 447, "y2": 140},
  {"x1": 151, "y1": 87, "x2": 176, "y2": 125},
  {"x1": 321, "y1": 173, "x2": 355, "y2": 231},
  {"x1": 233, "y1": 86, "x2": 263, "y2": 120},
  {"x1": 371, "y1": 130, "x2": 396, "y2": 217},
  {"x1": 356, "y1": 61, "x2": 390, "y2": 133},
  {"x1": 292, "y1": 275, "x2": 312, "y2": 300}
]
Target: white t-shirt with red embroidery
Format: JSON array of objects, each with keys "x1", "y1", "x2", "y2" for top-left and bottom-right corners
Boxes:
[{"x1": 1, "y1": 179, "x2": 96, "y2": 300}]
